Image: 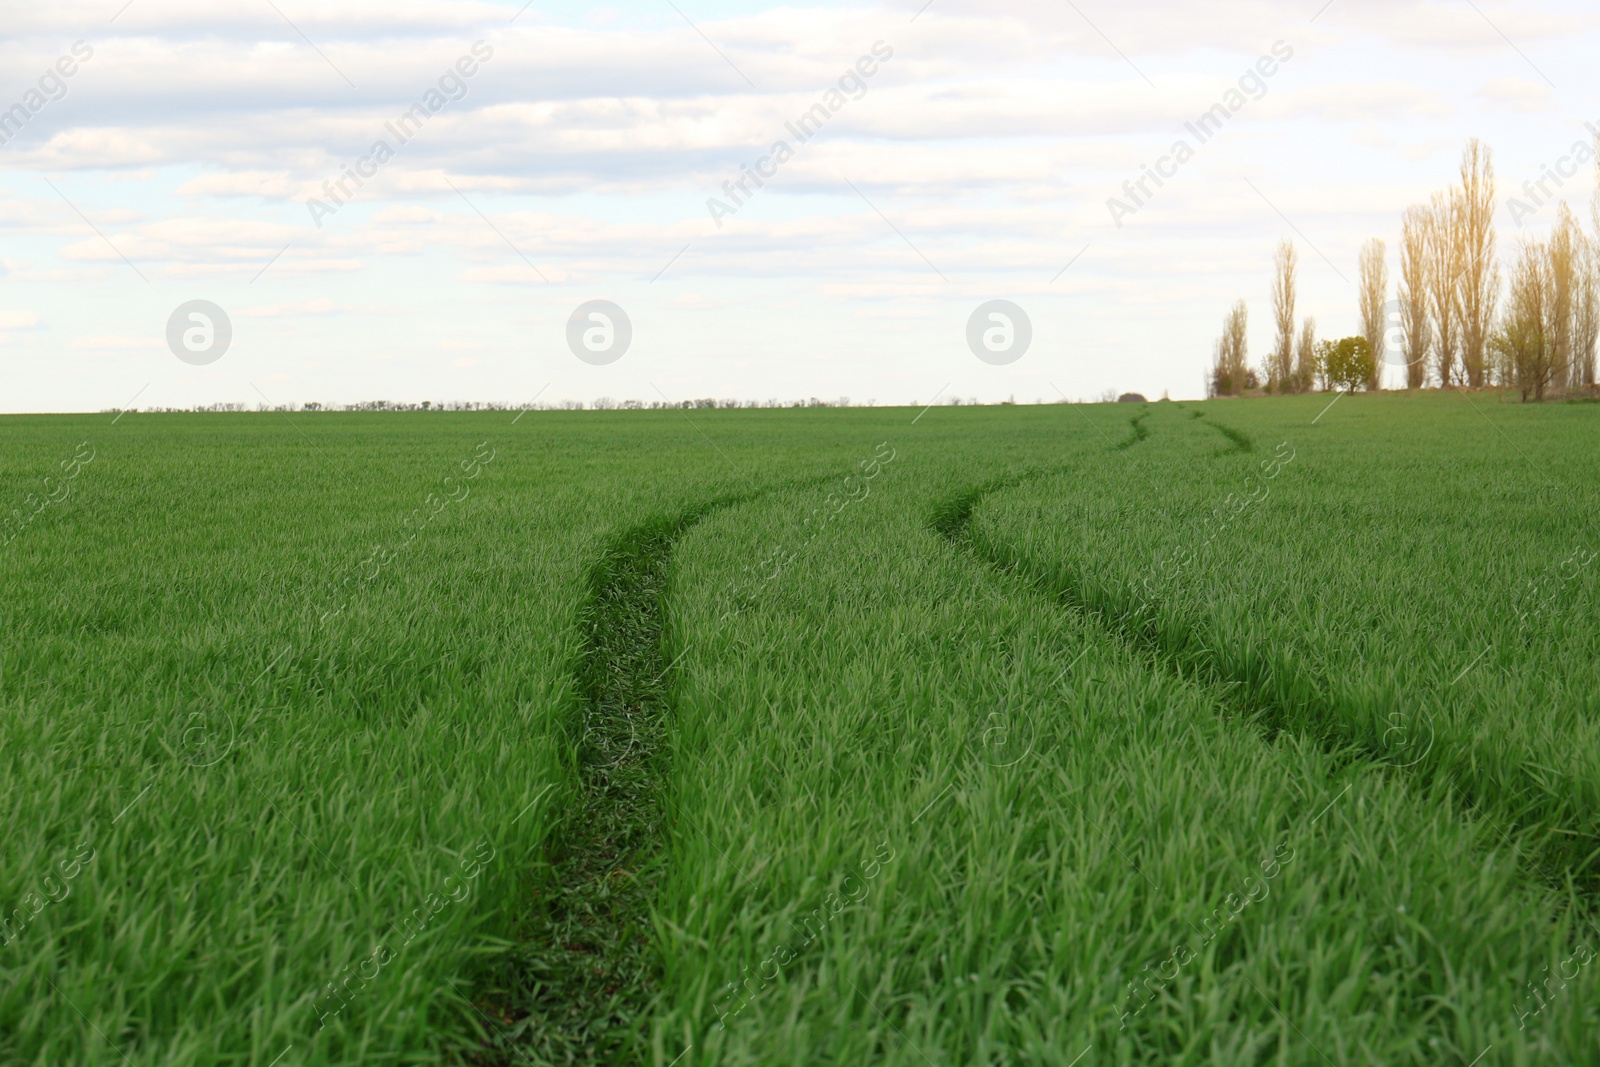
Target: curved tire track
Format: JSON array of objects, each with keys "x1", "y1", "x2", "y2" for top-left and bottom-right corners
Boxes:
[
  {"x1": 1198, "y1": 414, "x2": 1254, "y2": 453},
  {"x1": 1114, "y1": 408, "x2": 1151, "y2": 451},
  {"x1": 932, "y1": 447, "x2": 1600, "y2": 901},
  {"x1": 472, "y1": 469, "x2": 861, "y2": 1064},
  {"x1": 478, "y1": 507, "x2": 724, "y2": 1065}
]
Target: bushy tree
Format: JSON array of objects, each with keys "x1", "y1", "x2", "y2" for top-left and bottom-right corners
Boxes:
[
  {"x1": 1323, "y1": 336, "x2": 1374, "y2": 392},
  {"x1": 1208, "y1": 300, "x2": 1250, "y2": 397},
  {"x1": 1493, "y1": 238, "x2": 1557, "y2": 402}
]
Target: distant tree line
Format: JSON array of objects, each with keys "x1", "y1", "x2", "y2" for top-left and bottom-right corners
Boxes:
[
  {"x1": 116, "y1": 397, "x2": 871, "y2": 414},
  {"x1": 109, "y1": 395, "x2": 1131, "y2": 415},
  {"x1": 1209, "y1": 138, "x2": 1600, "y2": 401}
]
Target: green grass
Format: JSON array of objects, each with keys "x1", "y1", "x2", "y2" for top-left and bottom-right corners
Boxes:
[
  {"x1": 2, "y1": 397, "x2": 1597, "y2": 1065},
  {"x1": 470, "y1": 511, "x2": 705, "y2": 1065},
  {"x1": 971, "y1": 396, "x2": 1600, "y2": 889}
]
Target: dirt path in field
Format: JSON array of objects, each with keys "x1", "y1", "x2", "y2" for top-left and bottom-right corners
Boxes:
[
  {"x1": 472, "y1": 472, "x2": 841, "y2": 1065},
  {"x1": 478, "y1": 510, "x2": 715, "y2": 1065}
]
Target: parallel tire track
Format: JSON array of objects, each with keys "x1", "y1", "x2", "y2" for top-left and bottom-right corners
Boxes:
[{"x1": 932, "y1": 447, "x2": 1600, "y2": 902}]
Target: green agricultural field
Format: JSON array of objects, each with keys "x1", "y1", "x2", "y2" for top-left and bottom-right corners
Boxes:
[{"x1": 2, "y1": 393, "x2": 1596, "y2": 1066}]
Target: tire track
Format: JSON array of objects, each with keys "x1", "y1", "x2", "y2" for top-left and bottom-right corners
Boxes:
[
  {"x1": 1197, "y1": 414, "x2": 1253, "y2": 453},
  {"x1": 469, "y1": 469, "x2": 866, "y2": 1064},
  {"x1": 1113, "y1": 407, "x2": 1151, "y2": 451},
  {"x1": 931, "y1": 471, "x2": 1279, "y2": 734},
  {"x1": 476, "y1": 508, "x2": 720, "y2": 1065},
  {"x1": 931, "y1": 452, "x2": 1600, "y2": 901}
]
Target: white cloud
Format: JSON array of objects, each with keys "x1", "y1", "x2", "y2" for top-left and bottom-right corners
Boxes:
[
  {"x1": 178, "y1": 171, "x2": 302, "y2": 198},
  {"x1": 239, "y1": 299, "x2": 367, "y2": 317},
  {"x1": 3, "y1": 0, "x2": 1599, "y2": 409},
  {"x1": 459, "y1": 265, "x2": 567, "y2": 284},
  {"x1": 65, "y1": 335, "x2": 161, "y2": 350},
  {"x1": 1477, "y1": 76, "x2": 1556, "y2": 113}
]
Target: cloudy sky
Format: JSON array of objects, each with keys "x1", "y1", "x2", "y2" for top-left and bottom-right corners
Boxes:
[{"x1": 2, "y1": 0, "x2": 1597, "y2": 411}]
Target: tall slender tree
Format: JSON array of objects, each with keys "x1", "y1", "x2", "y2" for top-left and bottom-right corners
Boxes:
[
  {"x1": 1548, "y1": 203, "x2": 1580, "y2": 389},
  {"x1": 1584, "y1": 136, "x2": 1600, "y2": 389},
  {"x1": 1426, "y1": 190, "x2": 1464, "y2": 387},
  {"x1": 1398, "y1": 205, "x2": 1432, "y2": 388},
  {"x1": 1573, "y1": 231, "x2": 1599, "y2": 388},
  {"x1": 1208, "y1": 300, "x2": 1250, "y2": 397},
  {"x1": 1207, "y1": 339, "x2": 1224, "y2": 398},
  {"x1": 1359, "y1": 238, "x2": 1388, "y2": 391},
  {"x1": 1228, "y1": 300, "x2": 1249, "y2": 390},
  {"x1": 1295, "y1": 316, "x2": 1318, "y2": 393},
  {"x1": 1270, "y1": 241, "x2": 1298, "y2": 392},
  {"x1": 1457, "y1": 139, "x2": 1499, "y2": 388}
]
